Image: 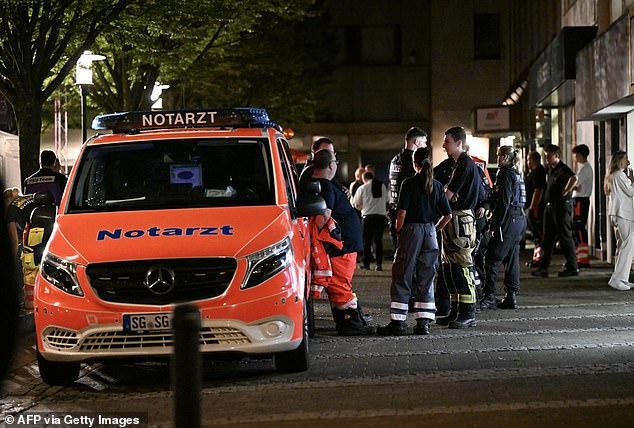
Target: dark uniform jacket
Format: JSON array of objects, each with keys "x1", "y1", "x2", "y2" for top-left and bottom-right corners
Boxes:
[
  {"x1": 24, "y1": 168, "x2": 67, "y2": 206},
  {"x1": 489, "y1": 166, "x2": 526, "y2": 234},
  {"x1": 388, "y1": 149, "x2": 415, "y2": 210}
]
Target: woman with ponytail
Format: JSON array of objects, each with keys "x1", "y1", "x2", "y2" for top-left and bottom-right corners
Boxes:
[
  {"x1": 604, "y1": 151, "x2": 634, "y2": 290},
  {"x1": 480, "y1": 146, "x2": 527, "y2": 310},
  {"x1": 377, "y1": 147, "x2": 452, "y2": 336}
]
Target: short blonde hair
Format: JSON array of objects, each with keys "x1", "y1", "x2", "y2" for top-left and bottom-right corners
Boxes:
[{"x1": 3, "y1": 187, "x2": 20, "y2": 208}]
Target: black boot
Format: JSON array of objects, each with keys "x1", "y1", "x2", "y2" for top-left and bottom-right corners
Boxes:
[
  {"x1": 497, "y1": 290, "x2": 517, "y2": 309},
  {"x1": 436, "y1": 302, "x2": 458, "y2": 326},
  {"x1": 479, "y1": 294, "x2": 497, "y2": 310},
  {"x1": 413, "y1": 318, "x2": 431, "y2": 335},
  {"x1": 334, "y1": 307, "x2": 375, "y2": 336},
  {"x1": 356, "y1": 302, "x2": 373, "y2": 323},
  {"x1": 448, "y1": 303, "x2": 477, "y2": 329},
  {"x1": 377, "y1": 320, "x2": 408, "y2": 336}
]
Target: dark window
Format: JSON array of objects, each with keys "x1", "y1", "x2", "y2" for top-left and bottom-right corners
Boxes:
[
  {"x1": 338, "y1": 25, "x2": 401, "y2": 65},
  {"x1": 69, "y1": 138, "x2": 274, "y2": 212},
  {"x1": 474, "y1": 13, "x2": 501, "y2": 60}
]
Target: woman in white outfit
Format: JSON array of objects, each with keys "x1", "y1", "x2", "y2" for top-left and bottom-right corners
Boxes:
[{"x1": 604, "y1": 151, "x2": 634, "y2": 291}]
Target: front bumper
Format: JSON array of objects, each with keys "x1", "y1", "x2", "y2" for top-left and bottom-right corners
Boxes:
[{"x1": 38, "y1": 316, "x2": 299, "y2": 362}]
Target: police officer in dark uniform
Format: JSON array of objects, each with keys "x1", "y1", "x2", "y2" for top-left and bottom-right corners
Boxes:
[
  {"x1": 532, "y1": 144, "x2": 579, "y2": 278},
  {"x1": 388, "y1": 127, "x2": 428, "y2": 252},
  {"x1": 378, "y1": 147, "x2": 452, "y2": 336},
  {"x1": 480, "y1": 146, "x2": 527, "y2": 310}
]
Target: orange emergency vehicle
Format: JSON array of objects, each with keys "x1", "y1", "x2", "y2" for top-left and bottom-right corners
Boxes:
[{"x1": 34, "y1": 108, "x2": 324, "y2": 385}]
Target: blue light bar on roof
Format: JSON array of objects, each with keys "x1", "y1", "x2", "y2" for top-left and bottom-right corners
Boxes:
[{"x1": 91, "y1": 108, "x2": 280, "y2": 133}]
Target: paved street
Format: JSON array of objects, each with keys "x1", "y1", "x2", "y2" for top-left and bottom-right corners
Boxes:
[{"x1": 2, "y1": 251, "x2": 634, "y2": 427}]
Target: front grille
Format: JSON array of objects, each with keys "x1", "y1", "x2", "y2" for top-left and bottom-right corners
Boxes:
[
  {"x1": 87, "y1": 258, "x2": 237, "y2": 305},
  {"x1": 79, "y1": 327, "x2": 250, "y2": 351},
  {"x1": 44, "y1": 328, "x2": 80, "y2": 351}
]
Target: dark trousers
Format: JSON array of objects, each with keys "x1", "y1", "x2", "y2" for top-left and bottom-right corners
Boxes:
[
  {"x1": 435, "y1": 236, "x2": 450, "y2": 315},
  {"x1": 362, "y1": 214, "x2": 387, "y2": 268},
  {"x1": 541, "y1": 202, "x2": 578, "y2": 271},
  {"x1": 483, "y1": 211, "x2": 526, "y2": 295},
  {"x1": 390, "y1": 223, "x2": 438, "y2": 321},
  {"x1": 573, "y1": 197, "x2": 590, "y2": 246},
  {"x1": 388, "y1": 209, "x2": 398, "y2": 255},
  {"x1": 526, "y1": 206, "x2": 544, "y2": 247}
]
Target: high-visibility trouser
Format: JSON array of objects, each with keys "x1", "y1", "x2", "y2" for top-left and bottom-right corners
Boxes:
[
  {"x1": 326, "y1": 252, "x2": 358, "y2": 309},
  {"x1": 390, "y1": 223, "x2": 438, "y2": 321},
  {"x1": 442, "y1": 210, "x2": 477, "y2": 305}
]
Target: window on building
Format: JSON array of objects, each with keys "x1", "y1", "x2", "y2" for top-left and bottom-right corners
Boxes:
[
  {"x1": 474, "y1": 13, "x2": 501, "y2": 60},
  {"x1": 337, "y1": 25, "x2": 401, "y2": 65}
]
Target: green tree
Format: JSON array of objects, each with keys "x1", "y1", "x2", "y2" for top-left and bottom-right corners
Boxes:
[
  {"x1": 170, "y1": 7, "x2": 336, "y2": 124},
  {"x1": 0, "y1": 0, "x2": 131, "y2": 181},
  {"x1": 89, "y1": 0, "x2": 321, "y2": 117}
]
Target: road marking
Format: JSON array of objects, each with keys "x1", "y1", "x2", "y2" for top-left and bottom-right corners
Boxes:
[
  {"x1": 208, "y1": 397, "x2": 634, "y2": 424},
  {"x1": 314, "y1": 340, "x2": 634, "y2": 360}
]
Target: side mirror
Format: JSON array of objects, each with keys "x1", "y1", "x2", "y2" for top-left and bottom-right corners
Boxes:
[
  {"x1": 297, "y1": 193, "x2": 326, "y2": 217},
  {"x1": 299, "y1": 179, "x2": 321, "y2": 195}
]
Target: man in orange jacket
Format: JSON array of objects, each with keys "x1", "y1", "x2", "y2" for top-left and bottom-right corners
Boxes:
[{"x1": 310, "y1": 149, "x2": 374, "y2": 336}]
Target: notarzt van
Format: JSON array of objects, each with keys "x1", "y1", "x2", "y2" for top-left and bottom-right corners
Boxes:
[{"x1": 34, "y1": 108, "x2": 324, "y2": 385}]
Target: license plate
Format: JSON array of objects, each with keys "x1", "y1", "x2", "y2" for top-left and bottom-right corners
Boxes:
[{"x1": 123, "y1": 313, "x2": 172, "y2": 332}]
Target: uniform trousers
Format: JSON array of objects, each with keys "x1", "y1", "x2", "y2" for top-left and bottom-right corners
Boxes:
[
  {"x1": 609, "y1": 216, "x2": 634, "y2": 283},
  {"x1": 540, "y1": 202, "x2": 578, "y2": 271},
  {"x1": 326, "y1": 252, "x2": 358, "y2": 309},
  {"x1": 390, "y1": 223, "x2": 438, "y2": 321},
  {"x1": 483, "y1": 210, "x2": 526, "y2": 295}
]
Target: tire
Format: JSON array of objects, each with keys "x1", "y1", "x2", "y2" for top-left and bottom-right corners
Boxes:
[
  {"x1": 307, "y1": 294, "x2": 315, "y2": 338},
  {"x1": 274, "y1": 303, "x2": 310, "y2": 373},
  {"x1": 37, "y1": 350, "x2": 80, "y2": 385}
]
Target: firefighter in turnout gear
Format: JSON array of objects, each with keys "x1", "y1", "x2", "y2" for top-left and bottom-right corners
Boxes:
[
  {"x1": 438, "y1": 127, "x2": 480, "y2": 329},
  {"x1": 377, "y1": 147, "x2": 452, "y2": 336},
  {"x1": 480, "y1": 146, "x2": 527, "y2": 310}
]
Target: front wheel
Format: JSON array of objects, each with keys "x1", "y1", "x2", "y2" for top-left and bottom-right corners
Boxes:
[
  {"x1": 274, "y1": 304, "x2": 310, "y2": 373},
  {"x1": 37, "y1": 350, "x2": 80, "y2": 385}
]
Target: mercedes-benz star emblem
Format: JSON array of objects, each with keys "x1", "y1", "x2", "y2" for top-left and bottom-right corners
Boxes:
[{"x1": 144, "y1": 267, "x2": 176, "y2": 295}]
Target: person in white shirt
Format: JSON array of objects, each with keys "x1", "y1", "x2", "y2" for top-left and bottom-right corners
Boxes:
[
  {"x1": 572, "y1": 144, "x2": 594, "y2": 267},
  {"x1": 604, "y1": 151, "x2": 634, "y2": 290},
  {"x1": 353, "y1": 171, "x2": 388, "y2": 271}
]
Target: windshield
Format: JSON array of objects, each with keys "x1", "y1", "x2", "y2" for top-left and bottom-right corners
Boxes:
[{"x1": 68, "y1": 138, "x2": 275, "y2": 212}]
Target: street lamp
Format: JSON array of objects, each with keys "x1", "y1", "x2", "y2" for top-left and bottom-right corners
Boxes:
[{"x1": 76, "y1": 51, "x2": 105, "y2": 142}]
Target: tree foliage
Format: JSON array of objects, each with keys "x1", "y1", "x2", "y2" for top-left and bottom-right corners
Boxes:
[
  {"x1": 0, "y1": 0, "x2": 132, "y2": 180},
  {"x1": 0, "y1": 0, "x2": 334, "y2": 180},
  {"x1": 88, "y1": 0, "x2": 329, "y2": 123},
  {"x1": 168, "y1": 7, "x2": 336, "y2": 124}
]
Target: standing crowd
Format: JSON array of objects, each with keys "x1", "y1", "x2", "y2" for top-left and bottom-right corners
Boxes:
[{"x1": 303, "y1": 124, "x2": 634, "y2": 337}]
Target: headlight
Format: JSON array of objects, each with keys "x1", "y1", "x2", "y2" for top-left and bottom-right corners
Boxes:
[
  {"x1": 242, "y1": 237, "x2": 293, "y2": 289},
  {"x1": 41, "y1": 252, "x2": 84, "y2": 296}
]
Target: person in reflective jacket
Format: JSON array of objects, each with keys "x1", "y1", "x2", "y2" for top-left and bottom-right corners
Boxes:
[{"x1": 480, "y1": 146, "x2": 527, "y2": 310}]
